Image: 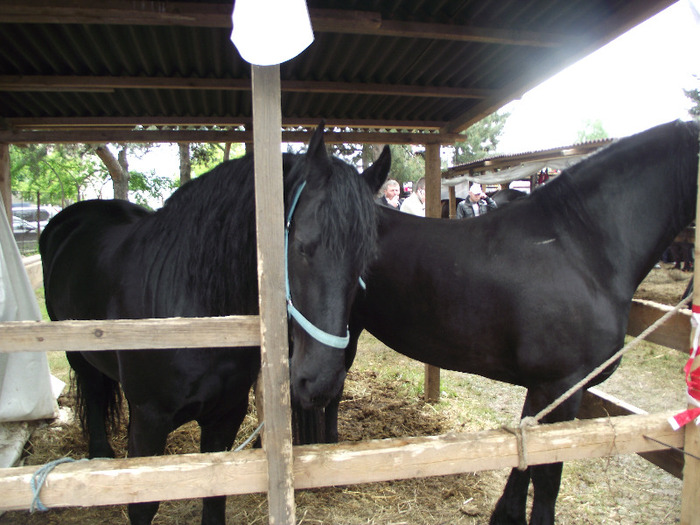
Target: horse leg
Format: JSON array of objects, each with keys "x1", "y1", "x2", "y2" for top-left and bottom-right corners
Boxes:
[
  {"x1": 65, "y1": 351, "x2": 118, "y2": 459},
  {"x1": 490, "y1": 464, "x2": 530, "y2": 524},
  {"x1": 125, "y1": 408, "x2": 171, "y2": 525},
  {"x1": 491, "y1": 387, "x2": 582, "y2": 525},
  {"x1": 199, "y1": 395, "x2": 250, "y2": 525}
]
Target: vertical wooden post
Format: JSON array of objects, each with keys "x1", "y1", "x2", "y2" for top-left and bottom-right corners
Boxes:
[
  {"x1": 251, "y1": 64, "x2": 295, "y2": 525},
  {"x1": 0, "y1": 143, "x2": 11, "y2": 222},
  {"x1": 448, "y1": 186, "x2": 457, "y2": 219},
  {"x1": 680, "y1": 143, "x2": 700, "y2": 524},
  {"x1": 424, "y1": 142, "x2": 441, "y2": 402}
]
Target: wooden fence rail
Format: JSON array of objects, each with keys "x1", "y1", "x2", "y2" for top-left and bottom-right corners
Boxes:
[{"x1": 0, "y1": 411, "x2": 682, "y2": 512}]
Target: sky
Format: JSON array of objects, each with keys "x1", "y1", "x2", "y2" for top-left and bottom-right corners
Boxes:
[{"x1": 496, "y1": 0, "x2": 700, "y2": 154}]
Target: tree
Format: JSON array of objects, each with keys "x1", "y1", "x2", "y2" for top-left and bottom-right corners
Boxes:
[
  {"x1": 576, "y1": 119, "x2": 608, "y2": 143},
  {"x1": 452, "y1": 111, "x2": 510, "y2": 165},
  {"x1": 685, "y1": 87, "x2": 700, "y2": 119},
  {"x1": 94, "y1": 144, "x2": 130, "y2": 200},
  {"x1": 387, "y1": 145, "x2": 425, "y2": 187},
  {"x1": 10, "y1": 144, "x2": 102, "y2": 206}
]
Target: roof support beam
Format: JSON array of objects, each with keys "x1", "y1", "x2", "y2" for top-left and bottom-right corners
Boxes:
[
  {"x1": 4, "y1": 117, "x2": 449, "y2": 132},
  {"x1": 0, "y1": 129, "x2": 460, "y2": 145},
  {"x1": 0, "y1": 1, "x2": 571, "y2": 47},
  {"x1": 0, "y1": 75, "x2": 492, "y2": 100}
]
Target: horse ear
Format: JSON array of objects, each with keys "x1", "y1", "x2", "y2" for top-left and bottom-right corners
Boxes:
[
  {"x1": 304, "y1": 121, "x2": 332, "y2": 186},
  {"x1": 361, "y1": 145, "x2": 391, "y2": 194},
  {"x1": 306, "y1": 121, "x2": 329, "y2": 163}
]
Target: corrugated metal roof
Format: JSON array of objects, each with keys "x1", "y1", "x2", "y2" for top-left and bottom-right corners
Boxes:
[{"x1": 0, "y1": 0, "x2": 677, "y2": 143}]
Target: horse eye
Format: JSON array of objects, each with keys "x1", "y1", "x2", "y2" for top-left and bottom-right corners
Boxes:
[{"x1": 296, "y1": 240, "x2": 316, "y2": 259}]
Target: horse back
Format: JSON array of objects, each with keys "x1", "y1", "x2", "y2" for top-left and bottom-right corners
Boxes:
[{"x1": 40, "y1": 199, "x2": 151, "y2": 321}]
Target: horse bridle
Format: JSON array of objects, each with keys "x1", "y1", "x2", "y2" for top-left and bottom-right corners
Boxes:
[{"x1": 284, "y1": 180, "x2": 352, "y2": 349}]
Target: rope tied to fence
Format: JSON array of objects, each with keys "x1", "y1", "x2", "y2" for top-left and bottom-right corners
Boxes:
[
  {"x1": 27, "y1": 421, "x2": 265, "y2": 513},
  {"x1": 507, "y1": 293, "x2": 692, "y2": 471},
  {"x1": 30, "y1": 457, "x2": 86, "y2": 512}
]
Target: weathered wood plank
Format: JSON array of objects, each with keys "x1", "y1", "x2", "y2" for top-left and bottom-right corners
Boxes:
[
  {"x1": 423, "y1": 142, "x2": 442, "y2": 402},
  {"x1": 0, "y1": 412, "x2": 682, "y2": 512},
  {"x1": 0, "y1": 316, "x2": 261, "y2": 352},
  {"x1": 579, "y1": 388, "x2": 684, "y2": 479},
  {"x1": 251, "y1": 63, "x2": 295, "y2": 525},
  {"x1": 627, "y1": 299, "x2": 690, "y2": 352}
]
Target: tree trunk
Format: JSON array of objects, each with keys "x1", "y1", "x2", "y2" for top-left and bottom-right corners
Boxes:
[
  {"x1": 94, "y1": 144, "x2": 130, "y2": 200},
  {"x1": 179, "y1": 143, "x2": 191, "y2": 186}
]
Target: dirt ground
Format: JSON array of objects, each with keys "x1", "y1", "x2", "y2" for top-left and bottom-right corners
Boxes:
[{"x1": 0, "y1": 263, "x2": 693, "y2": 524}]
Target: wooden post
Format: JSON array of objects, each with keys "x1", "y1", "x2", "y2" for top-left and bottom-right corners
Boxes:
[
  {"x1": 424, "y1": 142, "x2": 441, "y2": 402},
  {"x1": 448, "y1": 186, "x2": 457, "y2": 219},
  {"x1": 680, "y1": 142, "x2": 700, "y2": 524},
  {"x1": 251, "y1": 64, "x2": 295, "y2": 525},
  {"x1": 0, "y1": 143, "x2": 11, "y2": 222}
]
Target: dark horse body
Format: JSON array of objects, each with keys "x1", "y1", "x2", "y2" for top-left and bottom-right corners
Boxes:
[
  {"x1": 321, "y1": 120, "x2": 698, "y2": 524},
  {"x1": 40, "y1": 125, "x2": 390, "y2": 525}
]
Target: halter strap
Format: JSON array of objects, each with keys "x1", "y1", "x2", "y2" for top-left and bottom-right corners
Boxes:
[{"x1": 285, "y1": 181, "x2": 350, "y2": 349}]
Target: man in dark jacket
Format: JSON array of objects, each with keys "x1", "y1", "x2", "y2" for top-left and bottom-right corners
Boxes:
[{"x1": 456, "y1": 183, "x2": 497, "y2": 219}]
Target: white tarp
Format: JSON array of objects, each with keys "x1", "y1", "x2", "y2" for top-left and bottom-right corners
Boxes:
[
  {"x1": 441, "y1": 155, "x2": 586, "y2": 192},
  {"x1": 0, "y1": 199, "x2": 60, "y2": 423}
]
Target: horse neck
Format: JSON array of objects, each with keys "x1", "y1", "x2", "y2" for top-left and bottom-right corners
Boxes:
[
  {"x1": 550, "y1": 128, "x2": 698, "y2": 295},
  {"x1": 140, "y1": 167, "x2": 260, "y2": 316}
]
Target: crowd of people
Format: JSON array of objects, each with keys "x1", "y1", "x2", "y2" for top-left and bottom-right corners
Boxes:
[{"x1": 376, "y1": 179, "x2": 497, "y2": 219}]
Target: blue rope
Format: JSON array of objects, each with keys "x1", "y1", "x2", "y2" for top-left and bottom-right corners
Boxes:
[
  {"x1": 30, "y1": 457, "x2": 82, "y2": 513},
  {"x1": 234, "y1": 421, "x2": 265, "y2": 451}
]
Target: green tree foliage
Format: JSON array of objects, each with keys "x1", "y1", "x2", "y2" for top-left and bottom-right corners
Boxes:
[
  {"x1": 10, "y1": 144, "x2": 104, "y2": 206},
  {"x1": 190, "y1": 142, "x2": 245, "y2": 175},
  {"x1": 576, "y1": 119, "x2": 609, "y2": 142},
  {"x1": 452, "y1": 111, "x2": 510, "y2": 165},
  {"x1": 388, "y1": 144, "x2": 425, "y2": 187},
  {"x1": 685, "y1": 87, "x2": 700, "y2": 118}
]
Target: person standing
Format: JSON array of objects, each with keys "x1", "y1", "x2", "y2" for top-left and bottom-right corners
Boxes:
[
  {"x1": 400, "y1": 177, "x2": 426, "y2": 216},
  {"x1": 376, "y1": 179, "x2": 402, "y2": 209},
  {"x1": 456, "y1": 183, "x2": 497, "y2": 219}
]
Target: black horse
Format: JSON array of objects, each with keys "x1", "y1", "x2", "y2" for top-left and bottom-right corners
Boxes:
[
  {"x1": 40, "y1": 124, "x2": 390, "y2": 525},
  {"x1": 317, "y1": 120, "x2": 699, "y2": 524}
]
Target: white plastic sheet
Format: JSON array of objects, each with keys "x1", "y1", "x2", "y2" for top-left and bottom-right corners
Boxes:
[{"x1": 0, "y1": 199, "x2": 59, "y2": 423}]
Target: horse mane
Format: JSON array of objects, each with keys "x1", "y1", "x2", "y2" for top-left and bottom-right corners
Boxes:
[
  {"x1": 139, "y1": 151, "x2": 378, "y2": 316},
  {"x1": 284, "y1": 155, "x2": 379, "y2": 263},
  {"x1": 530, "y1": 120, "x2": 699, "y2": 236}
]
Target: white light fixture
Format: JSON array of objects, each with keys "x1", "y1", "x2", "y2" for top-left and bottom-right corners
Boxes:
[{"x1": 231, "y1": 0, "x2": 314, "y2": 66}]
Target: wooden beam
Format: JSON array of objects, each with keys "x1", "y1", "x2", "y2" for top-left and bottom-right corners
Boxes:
[
  {"x1": 0, "y1": 2, "x2": 571, "y2": 47},
  {"x1": 0, "y1": 143, "x2": 10, "y2": 223},
  {"x1": 627, "y1": 299, "x2": 690, "y2": 353},
  {"x1": 251, "y1": 63, "x2": 295, "y2": 524},
  {"x1": 0, "y1": 129, "x2": 460, "y2": 145},
  {"x1": 0, "y1": 75, "x2": 492, "y2": 100},
  {"x1": 0, "y1": 411, "x2": 683, "y2": 512},
  {"x1": 681, "y1": 152, "x2": 700, "y2": 524},
  {"x1": 578, "y1": 388, "x2": 684, "y2": 479},
  {"x1": 6, "y1": 116, "x2": 446, "y2": 132},
  {"x1": 424, "y1": 143, "x2": 442, "y2": 402},
  {"x1": 0, "y1": 316, "x2": 261, "y2": 353}
]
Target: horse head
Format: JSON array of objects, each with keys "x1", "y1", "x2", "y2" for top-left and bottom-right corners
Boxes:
[{"x1": 286, "y1": 124, "x2": 390, "y2": 409}]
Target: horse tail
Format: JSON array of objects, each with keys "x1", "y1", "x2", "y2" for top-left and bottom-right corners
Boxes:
[{"x1": 67, "y1": 352, "x2": 123, "y2": 439}]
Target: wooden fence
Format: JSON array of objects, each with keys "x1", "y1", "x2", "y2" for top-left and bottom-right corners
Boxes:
[{"x1": 0, "y1": 255, "x2": 696, "y2": 520}]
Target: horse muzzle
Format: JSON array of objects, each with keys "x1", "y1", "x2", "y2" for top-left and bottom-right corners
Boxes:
[{"x1": 290, "y1": 362, "x2": 346, "y2": 410}]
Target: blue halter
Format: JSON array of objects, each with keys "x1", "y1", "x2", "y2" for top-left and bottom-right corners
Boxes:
[{"x1": 285, "y1": 181, "x2": 351, "y2": 349}]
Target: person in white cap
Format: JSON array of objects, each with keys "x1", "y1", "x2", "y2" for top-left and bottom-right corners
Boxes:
[{"x1": 456, "y1": 183, "x2": 497, "y2": 219}]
